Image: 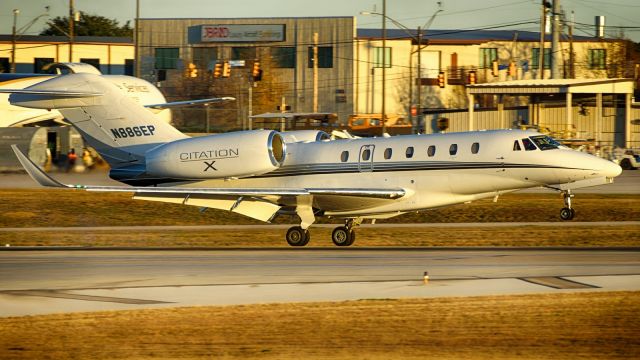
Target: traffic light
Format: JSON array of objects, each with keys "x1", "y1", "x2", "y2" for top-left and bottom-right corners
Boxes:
[
  {"x1": 467, "y1": 70, "x2": 476, "y2": 85},
  {"x1": 252, "y1": 61, "x2": 262, "y2": 81},
  {"x1": 492, "y1": 60, "x2": 499, "y2": 77},
  {"x1": 437, "y1": 71, "x2": 445, "y2": 88},
  {"x1": 187, "y1": 63, "x2": 198, "y2": 78},
  {"x1": 213, "y1": 62, "x2": 223, "y2": 78},
  {"x1": 222, "y1": 61, "x2": 231, "y2": 78}
]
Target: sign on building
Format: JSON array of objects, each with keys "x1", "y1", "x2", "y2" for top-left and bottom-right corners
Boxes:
[{"x1": 190, "y1": 25, "x2": 286, "y2": 43}]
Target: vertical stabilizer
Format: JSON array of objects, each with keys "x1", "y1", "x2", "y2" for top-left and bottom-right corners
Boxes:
[{"x1": 8, "y1": 73, "x2": 188, "y2": 168}]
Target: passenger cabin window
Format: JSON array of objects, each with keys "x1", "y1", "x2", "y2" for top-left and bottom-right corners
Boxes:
[
  {"x1": 449, "y1": 144, "x2": 458, "y2": 156},
  {"x1": 384, "y1": 148, "x2": 392, "y2": 159},
  {"x1": 340, "y1": 151, "x2": 349, "y2": 162},
  {"x1": 471, "y1": 142, "x2": 480, "y2": 154},
  {"x1": 522, "y1": 138, "x2": 538, "y2": 151},
  {"x1": 513, "y1": 140, "x2": 521, "y2": 151},
  {"x1": 427, "y1": 145, "x2": 436, "y2": 157},
  {"x1": 362, "y1": 149, "x2": 371, "y2": 161},
  {"x1": 406, "y1": 146, "x2": 414, "y2": 158}
]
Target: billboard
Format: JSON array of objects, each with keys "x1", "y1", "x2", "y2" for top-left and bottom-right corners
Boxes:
[{"x1": 198, "y1": 25, "x2": 286, "y2": 43}]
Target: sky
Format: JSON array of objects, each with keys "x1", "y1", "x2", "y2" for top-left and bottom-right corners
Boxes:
[{"x1": 1, "y1": 0, "x2": 640, "y2": 42}]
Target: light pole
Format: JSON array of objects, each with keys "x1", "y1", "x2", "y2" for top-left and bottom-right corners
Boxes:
[
  {"x1": 361, "y1": 5, "x2": 441, "y2": 132},
  {"x1": 11, "y1": 9, "x2": 19, "y2": 73},
  {"x1": 10, "y1": 7, "x2": 50, "y2": 73}
]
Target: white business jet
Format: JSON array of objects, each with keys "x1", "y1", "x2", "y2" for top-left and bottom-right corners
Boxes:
[{"x1": 4, "y1": 73, "x2": 622, "y2": 246}]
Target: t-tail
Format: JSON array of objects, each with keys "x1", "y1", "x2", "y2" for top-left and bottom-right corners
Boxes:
[
  {"x1": 6, "y1": 73, "x2": 191, "y2": 182},
  {"x1": 7, "y1": 73, "x2": 188, "y2": 168}
]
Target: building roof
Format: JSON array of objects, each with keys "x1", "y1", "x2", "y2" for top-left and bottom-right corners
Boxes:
[
  {"x1": 357, "y1": 28, "x2": 603, "y2": 44},
  {"x1": 0, "y1": 35, "x2": 132, "y2": 44},
  {"x1": 467, "y1": 78, "x2": 634, "y2": 94}
]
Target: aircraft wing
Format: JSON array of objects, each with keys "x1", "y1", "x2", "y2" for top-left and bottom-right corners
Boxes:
[
  {"x1": 145, "y1": 97, "x2": 236, "y2": 110},
  {"x1": 12, "y1": 145, "x2": 404, "y2": 222}
]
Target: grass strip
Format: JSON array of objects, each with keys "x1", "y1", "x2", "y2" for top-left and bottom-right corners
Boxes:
[
  {"x1": 1, "y1": 225, "x2": 638, "y2": 247},
  {"x1": 1, "y1": 291, "x2": 638, "y2": 359}
]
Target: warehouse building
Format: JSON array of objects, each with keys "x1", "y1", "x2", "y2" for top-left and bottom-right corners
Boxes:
[{"x1": 137, "y1": 17, "x2": 356, "y2": 130}]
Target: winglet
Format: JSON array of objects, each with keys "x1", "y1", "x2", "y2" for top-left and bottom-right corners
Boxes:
[{"x1": 10, "y1": 145, "x2": 68, "y2": 188}]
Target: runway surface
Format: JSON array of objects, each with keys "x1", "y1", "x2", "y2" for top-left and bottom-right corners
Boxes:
[{"x1": 1, "y1": 248, "x2": 639, "y2": 317}]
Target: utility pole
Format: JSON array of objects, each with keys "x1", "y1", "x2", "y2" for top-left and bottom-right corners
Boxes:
[
  {"x1": 416, "y1": 26, "x2": 422, "y2": 131},
  {"x1": 569, "y1": 10, "x2": 575, "y2": 79},
  {"x1": 134, "y1": 0, "x2": 140, "y2": 77},
  {"x1": 382, "y1": 0, "x2": 387, "y2": 134},
  {"x1": 550, "y1": 0, "x2": 561, "y2": 79},
  {"x1": 538, "y1": 0, "x2": 546, "y2": 79},
  {"x1": 11, "y1": 9, "x2": 19, "y2": 73},
  {"x1": 280, "y1": 96, "x2": 287, "y2": 132},
  {"x1": 247, "y1": 85, "x2": 253, "y2": 130},
  {"x1": 68, "y1": 0, "x2": 75, "y2": 62},
  {"x1": 313, "y1": 32, "x2": 319, "y2": 113}
]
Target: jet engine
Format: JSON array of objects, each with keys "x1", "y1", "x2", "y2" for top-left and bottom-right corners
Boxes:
[
  {"x1": 145, "y1": 130, "x2": 286, "y2": 179},
  {"x1": 281, "y1": 130, "x2": 330, "y2": 143}
]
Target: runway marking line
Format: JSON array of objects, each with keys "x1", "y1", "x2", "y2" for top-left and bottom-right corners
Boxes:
[
  {"x1": 1, "y1": 290, "x2": 170, "y2": 304},
  {"x1": 519, "y1": 277, "x2": 600, "y2": 289}
]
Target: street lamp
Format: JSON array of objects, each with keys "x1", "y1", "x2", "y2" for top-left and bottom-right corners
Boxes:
[
  {"x1": 361, "y1": 5, "x2": 442, "y2": 132},
  {"x1": 10, "y1": 7, "x2": 50, "y2": 73}
]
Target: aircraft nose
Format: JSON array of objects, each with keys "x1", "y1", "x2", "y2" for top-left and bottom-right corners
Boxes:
[{"x1": 603, "y1": 159, "x2": 623, "y2": 178}]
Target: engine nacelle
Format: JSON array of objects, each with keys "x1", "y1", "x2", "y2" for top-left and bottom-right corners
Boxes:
[
  {"x1": 145, "y1": 130, "x2": 285, "y2": 179},
  {"x1": 281, "y1": 130, "x2": 330, "y2": 143}
]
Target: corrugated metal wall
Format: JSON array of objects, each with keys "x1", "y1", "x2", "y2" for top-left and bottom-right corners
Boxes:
[{"x1": 423, "y1": 105, "x2": 640, "y2": 150}]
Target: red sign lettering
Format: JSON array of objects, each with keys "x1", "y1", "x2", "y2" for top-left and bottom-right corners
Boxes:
[{"x1": 204, "y1": 26, "x2": 229, "y2": 39}]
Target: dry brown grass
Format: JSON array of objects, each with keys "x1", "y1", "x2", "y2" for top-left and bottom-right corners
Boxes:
[
  {"x1": 1, "y1": 291, "x2": 638, "y2": 359},
  {"x1": 0, "y1": 190, "x2": 638, "y2": 228},
  {"x1": 1, "y1": 225, "x2": 639, "y2": 247}
]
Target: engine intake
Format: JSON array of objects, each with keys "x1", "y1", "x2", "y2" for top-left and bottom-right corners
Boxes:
[{"x1": 145, "y1": 130, "x2": 285, "y2": 179}]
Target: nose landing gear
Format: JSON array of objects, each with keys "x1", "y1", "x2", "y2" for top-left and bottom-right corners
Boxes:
[{"x1": 560, "y1": 190, "x2": 575, "y2": 220}]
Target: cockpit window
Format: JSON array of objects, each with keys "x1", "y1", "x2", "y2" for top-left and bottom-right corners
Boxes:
[
  {"x1": 513, "y1": 140, "x2": 521, "y2": 151},
  {"x1": 522, "y1": 138, "x2": 537, "y2": 151},
  {"x1": 530, "y1": 135, "x2": 561, "y2": 150}
]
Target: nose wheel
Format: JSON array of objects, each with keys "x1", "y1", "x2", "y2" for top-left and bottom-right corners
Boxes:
[{"x1": 560, "y1": 190, "x2": 575, "y2": 220}]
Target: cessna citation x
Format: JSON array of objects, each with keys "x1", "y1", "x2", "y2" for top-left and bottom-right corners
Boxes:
[{"x1": 4, "y1": 73, "x2": 622, "y2": 246}]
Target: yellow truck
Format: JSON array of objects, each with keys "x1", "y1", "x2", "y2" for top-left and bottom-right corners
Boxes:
[{"x1": 348, "y1": 114, "x2": 413, "y2": 137}]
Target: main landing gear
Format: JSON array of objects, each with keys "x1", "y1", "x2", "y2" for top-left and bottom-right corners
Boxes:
[
  {"x1": 331, "y1": 218, "x2": 360, "y2": 247},
  {"x1": 285, "y1": 218, "x2": 361, "y2": 247},
  {"x1": 285, "y1": 226, "x2": 310, "y2": 246},
  {"x1": 560, "y1": 190, "x2": 576, "y2": 221}
]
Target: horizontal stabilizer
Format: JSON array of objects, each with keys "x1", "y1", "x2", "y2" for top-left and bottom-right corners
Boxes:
[
  {"x1": 0, "y1": 89, "x2": 103, "y2": 97},
  {"x1": 11, "y1": 145, "x2": 69, "y2": 188},
  {"x1": 145, "y1": 97, "x2": 235, "y2": 110}
]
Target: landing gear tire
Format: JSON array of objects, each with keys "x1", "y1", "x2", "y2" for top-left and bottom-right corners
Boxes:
[
  {"x1": 286, "y1": 226, "x2": 310, "y2": 247},
  {"x1": 560, "y1": 207, "x2": 575, "y2": 221},
  {"x1": 560, "y1": 190, "x2": 576, "y2": 221},
  {"x1": 332, "y1": 226, "x2": 355, "y2": 247}
]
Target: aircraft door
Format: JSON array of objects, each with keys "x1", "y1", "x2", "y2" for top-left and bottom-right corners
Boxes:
[{"x1": 358, "y1": 145, "x2": 375, "y2": 172}]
